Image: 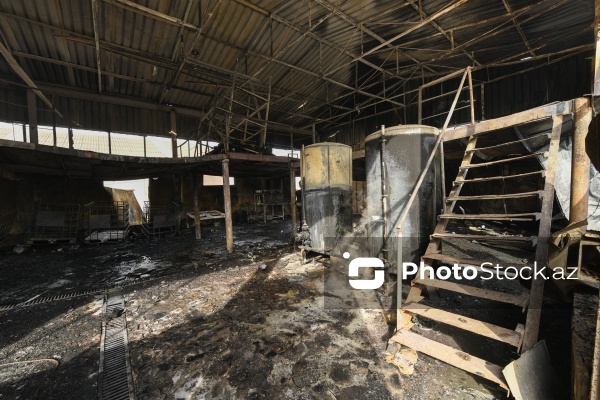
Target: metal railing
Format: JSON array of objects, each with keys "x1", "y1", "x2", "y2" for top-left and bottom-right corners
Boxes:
[
  {"x1": 27, "y1": 203, "x2": 80, "y2": 244},
  {"x1": 142, "y1": 201, "x2": 181, "y2": 239},
  {"x1": 395, "y1": 67, "x2": 475, "y2": 326},
  {"x1": 83, "y1": 201, "x2": 130, "y2": 243},
  {"x1": 0, "y1": 211, "x2": 15, "y2": 244}
]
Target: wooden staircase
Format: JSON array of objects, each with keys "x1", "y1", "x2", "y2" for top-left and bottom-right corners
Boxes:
[{"x1": 390, "y1": 114, "x2": 564, "y2": 389}]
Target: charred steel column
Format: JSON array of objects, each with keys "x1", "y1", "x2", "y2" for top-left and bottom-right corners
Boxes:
[
  {"x1": 570, "y1": 97, "x2": 592, "y2": 233},
  {"x1": 193, "y1": 172, "x2": 201, "y2": 240},
  {"x1": 592, "y1": 293, "x2": 600, "y2": 400},
  {"x1": 170, "y1": 110, "x2": 178, "y2": 158},
  {"x1": 290, "y1": 162, "x2": 297, "y2": 242},
  {"x1": 27, "y1": 89, "x2": 38, "y2": 144},
  {"x1": 222, "y1": 158, "x2": 234, "y2": 253}
]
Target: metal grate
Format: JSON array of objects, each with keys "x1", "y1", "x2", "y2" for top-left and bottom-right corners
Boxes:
[
  {"x1": 98, "y1": 292, "x2": 135, "y2": 400},
  {"x1": 0, "y1": 272, "x2": 167, "y2": 313},
  {"x1": 27, "y1": 203, "x2": 80, "y2": 244},
  {"x1": 84, "y1": 202, "x2": 130, "y2": 243},
  {"x1": 0, "y1": 210, "x2": 15, "y2": 244},
  {"x1": 142, "y1": 201, "x2": 181, "y2": 239}
]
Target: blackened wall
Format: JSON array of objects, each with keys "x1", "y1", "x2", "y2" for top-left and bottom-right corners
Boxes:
[{"x1": 327, "y1": 52, "x2": 594, "y2": 149}]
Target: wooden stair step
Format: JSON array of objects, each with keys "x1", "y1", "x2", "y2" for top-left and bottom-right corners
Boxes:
[
  {"x1": 412, "y1": 278, "x2": 530, "y2": 308},
  {"x1": 453, "y1": 170, "x2": 545, "y2": 185},
  {"x1": 466, "y1": 132, "x2": 550, "y2": 153},
  {"x1": 389, "y1": 329, "x2": 508, "y2": 389},
  {"x1": 439, "y1": 212, "x2": 541, "y2": 221},
  {"x1": 447, "y1": 190, "x2": 543, "y2": 201},
  {"x1": 403, "y1": 302, "x2": 522, "y2": 347},
  {"x1": 422, "y1": 253, "x2": 529, "y2": 271},
  {"x1": 460, "y1": 152, "x2": 546, "y2": 169},
  {"x1": 431, "y1": 233, "x2": 537, "y2": 243}
]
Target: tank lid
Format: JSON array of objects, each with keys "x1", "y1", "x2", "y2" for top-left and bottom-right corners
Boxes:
[
  {"x1": 365, "y1": 125, "x2": 439, "y2": 143},
  {"x1": 304, "y1": 142, "x2": 352, "y2": 149}
]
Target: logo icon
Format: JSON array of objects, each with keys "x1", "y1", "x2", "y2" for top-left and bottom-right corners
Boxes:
[{"x1": 348, "y1": 257, "x2": 385, "y2": 290}]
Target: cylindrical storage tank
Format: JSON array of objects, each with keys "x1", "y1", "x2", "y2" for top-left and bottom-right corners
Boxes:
[
  {"x1": 301, "y1": 143, "x2": 353, "y2": 253},
  {"x1": 365, "y1": 125, "x2": 441, "y2": 266}
]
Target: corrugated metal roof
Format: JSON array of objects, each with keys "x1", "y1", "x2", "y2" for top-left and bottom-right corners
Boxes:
[{"x1": 0, "y1": 0, "x2": 594, "y2": 140}]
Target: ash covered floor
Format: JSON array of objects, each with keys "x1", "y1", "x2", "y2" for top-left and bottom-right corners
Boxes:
[{"x1": 0, "y1": 221, "x2": 513, "y2": 399}]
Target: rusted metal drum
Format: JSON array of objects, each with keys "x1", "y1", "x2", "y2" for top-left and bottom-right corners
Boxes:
[
  {"x1": 301, "y1": 142, "x2": 353, "y2": 253},
  {"x1": 365, "y1": 125, "x2": 441, "y2": 265}
]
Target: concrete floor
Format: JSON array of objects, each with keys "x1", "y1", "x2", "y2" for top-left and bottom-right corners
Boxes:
[{"x1": 0, "y1": 221, "x2": 515, "y2": 399}]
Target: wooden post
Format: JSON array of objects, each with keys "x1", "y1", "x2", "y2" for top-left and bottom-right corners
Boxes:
[
  {"x1": 570, "y1": 97, "x2": 592, "y2": 233},
  {"x1": 290, "y1": 164, "x2": 297, "y2": 242},
  {"x1": 222, "y1": 158, "x2": 234, "y2": 253},
  {"x1": 170, "y1": 110, "x2": 178, "y2": 158},
  {"x1": 590, "y1": 293, "x2": 600, "y2": 400},
  {"x1": 27, "y1": 89, "x2": 38, "y2": 144},
  {"x1": 143, "y1": 135, "x2": 147, "y2": 157},
  {"x1": 467, "y1": 67, "x2": 475, "y2": 124},
  {"x1": 594, "y1": 0, "x2": 600, "y2": 96},
  {"x1": 108, "y1": 131, "x2": 112, "y2": 154},
  {"x1": 522, "y1": 114, "x2": 564, "y2": 352},
  {"x1": 225, "y1": 116, "x2": 230, "y2": 151},
  {"x1": 193, "y1": 172, "x2": 201, "y2": 240}
]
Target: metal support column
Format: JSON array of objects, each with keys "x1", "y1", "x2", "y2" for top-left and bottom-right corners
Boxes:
[
  {"x1": 27, "y1": 89, "x2": 38, "y2": 144},
  {"x1": 193, "y1": 172, "x2": 201, "y2": 240},
  {"x1": 222, "y1": 158, "x2": 234, "y2": 253},
  {"x1": 290, "y1": 163, "x2": 297, "y2": 242},
  {"x1": 571, "y1": 97, "x2": 592, "y2": 233},
  {"x1": 170, "y1": 110, "x2": 178, "y2": 158}
]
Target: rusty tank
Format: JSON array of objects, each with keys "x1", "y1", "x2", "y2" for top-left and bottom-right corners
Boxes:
[{"x1": 300, "y1": 142, "x2": 353, "y2": 254}]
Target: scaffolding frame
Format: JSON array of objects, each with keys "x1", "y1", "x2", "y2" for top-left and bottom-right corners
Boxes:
[
  {"x1": 0, "y1": 211, "x2": 15, "y2": 244},
  {"x1": 83, "y1": 201, "x2": 130, "y2": 243},
  {"x1": 142, "y1": 201, "x2": 181, "y2": 239},
  {"x1": 27, "y1": 203, "x2": 80, "y2": 244}
]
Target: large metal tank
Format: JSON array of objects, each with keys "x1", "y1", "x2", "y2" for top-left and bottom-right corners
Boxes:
[
  {"x1": 301, "y1": 143, "x2": 353, "y2": 253},
  {"x1": 365, "y1": 125, "x2": 441, "y2": 266}
]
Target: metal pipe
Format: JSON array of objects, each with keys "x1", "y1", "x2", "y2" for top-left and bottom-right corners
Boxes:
[
  {"x1": 27, "y1": 89, "x2": 38, "y2": 144},
  {"x1": 290, "y1": 163, "x2": 297, "y2": 242},
  {"x1": 380, "y1": 125, "x2": 388, "y2": 261},
  {"x1": 570, "y1": 97, "x2": 592, "y2": 233},
  {"x1": 591, "y1": 291, "x2": 600, "y2": 400},
  {"x1": 170, "y1": 111, "x2": 178, "y2": 158},
  {"x1": 301, "y1": 145, "x2": 307, "y2": 223},
  {"x1": 193, "y1": 172, "x2": 201, "y2": 240}
]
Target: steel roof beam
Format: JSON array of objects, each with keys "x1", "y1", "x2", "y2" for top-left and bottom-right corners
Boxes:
[
  {"x1": 405, "y1": 0, "x2": 481, "y2": 67},
  {"x1": 501, "y1": 0, "x2": 536, "y2": 57},
  {"x1": 1, "y1": 12, "x2": 333, "y2": 122},
  {"x1": 233, "y1": 0, "x2": 406, "y2": 82},
  {"x1": 422, "y1": 0, "x2": 568, "y2": 67},
  {"x1": 311, "y1": 0, "x2": 438, "y2": 74},
  {"x1": 108, "y1": 0, "x2": 406, "y2": 109},
  {"x1": 102, "y1": 0, "x2": 405, "y2": 108},
  {"x1": 90, "y1": 0, "x2": 103, "y2": 92},
  {"x1": 0, "y1": 42, "x2": 63, "y2": 118}
]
